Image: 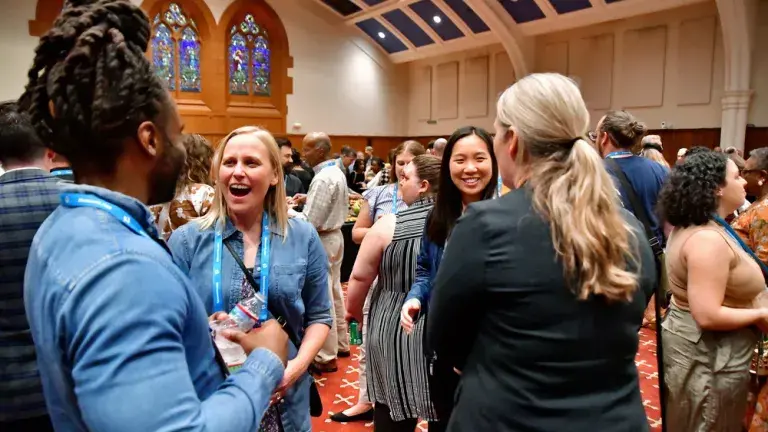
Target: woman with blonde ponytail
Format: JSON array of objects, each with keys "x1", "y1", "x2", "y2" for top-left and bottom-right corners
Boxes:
[{"x1": 426, "y1": 73, "x2": 657, "y2": 431}]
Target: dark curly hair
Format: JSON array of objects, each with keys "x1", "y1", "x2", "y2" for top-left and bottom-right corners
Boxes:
[
  {"x1": 684, "y1": 146, "x2": 711, "y2": 158},
  {"x1": 657, "y1": 152, "x2": 729, "y2": 228},
  {"x1": 19, "y1": 0, "x2": 170, "y2": 175}
]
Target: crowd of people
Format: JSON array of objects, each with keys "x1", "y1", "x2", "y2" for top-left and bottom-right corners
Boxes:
[{"x1": 4, "y1": 1, "x2": 768, "y2": 432}]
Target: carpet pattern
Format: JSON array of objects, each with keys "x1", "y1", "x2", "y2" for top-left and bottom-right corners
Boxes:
[{"x1": 310, "y1": 327, "x2": 662, "y2": 431}]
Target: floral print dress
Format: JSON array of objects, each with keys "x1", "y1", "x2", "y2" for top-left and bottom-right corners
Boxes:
[{"x1": 150, "y1": 183, "x2": 215, "y2": 240}]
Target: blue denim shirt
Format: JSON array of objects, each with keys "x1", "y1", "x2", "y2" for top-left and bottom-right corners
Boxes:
[
  {"x1": 168, "y1": 216, "x2": 332, "y2": 432},
  {"x1": 405, "y1": 215, "x2": 444, "y2": 312},
  {"x1": 23, "y1": 184, "x2": 285, "y2": 432}
]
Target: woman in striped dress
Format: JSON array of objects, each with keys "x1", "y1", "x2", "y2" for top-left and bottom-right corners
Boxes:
[{"x1": 346, "y1": 155, "x2": 444, "y2": 431}]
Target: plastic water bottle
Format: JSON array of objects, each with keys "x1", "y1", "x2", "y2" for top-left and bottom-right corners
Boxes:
[
  {"x1": 349, "y1": 320, "x2": 362, "y2": 346},
  {"x1": 210, "y1": 293, "x2": 265, "y2": 368}
]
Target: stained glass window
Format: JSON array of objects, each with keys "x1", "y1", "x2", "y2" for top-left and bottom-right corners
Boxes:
[
  {"x1": 229, "y1": 14, "x2": 271, "y2": 96},
  {"x1": 151, "y1": 2, "x2": 201, "y2": 93},
  {"x1": 152, "y1": 23, "x2": 175, "y2": 91}
]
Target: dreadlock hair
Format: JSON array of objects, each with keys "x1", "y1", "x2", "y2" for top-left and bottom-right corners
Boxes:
[{"x1": 19, "y1": 0, "x2": 170, "y2": 176}]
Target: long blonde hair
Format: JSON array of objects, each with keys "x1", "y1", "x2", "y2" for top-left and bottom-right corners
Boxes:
[
  {"x1": 639, "y1": 147, "x2": 670, "y2": 169},
  {"x1": 198, "y1": 126, "x2": 288, "y2": 238},
  {"x1": 496, "y1": 73, "x2": 639, "y2": 301}
]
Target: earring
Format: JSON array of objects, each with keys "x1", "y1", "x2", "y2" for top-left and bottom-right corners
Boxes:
[{"x1": 760, "y1": 180, "x2": 764, "y2": 187}]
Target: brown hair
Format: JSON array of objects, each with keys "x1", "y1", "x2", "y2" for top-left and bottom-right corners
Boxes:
[
  {"x1": 390, "y1": 140, "x2": 426, "y2": 182},
  {"x1": 410, "y1": 154, "x2": 441, "y2": 196},
  {"x1": 180, "y1": 134, "x2": 213, "y2": 188},
  {"x1": 497, "y1": 73, "x2": 639, "y2": 302},
  {"x1": 599, "y1": 110, "x2": 648, "y2": 149}
]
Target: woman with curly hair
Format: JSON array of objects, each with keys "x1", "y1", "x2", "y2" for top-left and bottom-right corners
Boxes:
[
  {"x1": 658, "y1": 151, "x2": 768, "y2": 431},
  {"x1": 150, "y1": 134, "x2": 215, "y2": 239}
]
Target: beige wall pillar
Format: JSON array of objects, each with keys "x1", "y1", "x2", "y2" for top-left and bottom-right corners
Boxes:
[{"x1": 716, "y1": 0, "x2": 758, "y2": 150}]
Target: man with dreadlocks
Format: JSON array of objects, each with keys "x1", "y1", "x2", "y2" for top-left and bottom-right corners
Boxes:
[{"x1": 20, "y1": 1, "x2": 289, "y2": 431}]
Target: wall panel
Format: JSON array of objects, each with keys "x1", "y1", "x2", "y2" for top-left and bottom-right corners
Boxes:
[
  {"x1": 622, "y1": 26, "x2": 667, "y2": 108},
  {"x1": 464, "y1": 56, "x2": 489, "y2": 118},
  {"x1": 435, "y1": 61, "x2": 460, "y2": 120},
  {"x1": 677, "y1": 16, "x2": 716, "y2": 106}
]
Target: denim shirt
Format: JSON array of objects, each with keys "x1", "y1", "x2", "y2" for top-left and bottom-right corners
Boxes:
[
  {"x1": 168, "y1": 216, "x2": 332, "y2": 432},
  {"x1": 23, "y1": 184, "x2": 284, "y2": 432},
  {"x1": 405, "y1": 214, "x2": 444, "y2": 312}
]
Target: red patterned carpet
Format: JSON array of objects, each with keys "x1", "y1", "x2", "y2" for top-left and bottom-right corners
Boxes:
[{"x1": 310, "y1": 325, "x2": 662, "y2": 432}]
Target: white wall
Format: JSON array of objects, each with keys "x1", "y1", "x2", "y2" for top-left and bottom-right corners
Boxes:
[
  {"x1": 534, "y1": 2, "x2": 726, "y2": 130},
  {"x1": 0, "y1": 0, "x2": 408, "y2": 136},
  {"x1": 406, "y1": 44, "x2": 515, "y2": 136}
]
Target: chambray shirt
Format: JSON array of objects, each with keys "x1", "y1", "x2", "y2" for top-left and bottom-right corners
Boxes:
[
  {"x1": 168, "y1": 216, "x2": 332, "y2": 432},
  {"x1": 24, "y1": 184, "x2": 285, "y2": 432}
]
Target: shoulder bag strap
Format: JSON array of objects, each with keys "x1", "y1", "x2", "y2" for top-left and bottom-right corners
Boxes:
[
  {"x1": 606, "y1": 158, "x2": 667, "y2": 432},
  {"x1": 223, "y1": 241, "x2": 302, "y2": 349}
]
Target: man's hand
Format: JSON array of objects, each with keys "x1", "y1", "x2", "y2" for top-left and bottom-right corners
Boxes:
[
  {"x1": 222, "y1": 320, "x2": 289, "y2": 365},
  {"x1": 292, "y1": 193, "x2": 307, "y2": 205}
]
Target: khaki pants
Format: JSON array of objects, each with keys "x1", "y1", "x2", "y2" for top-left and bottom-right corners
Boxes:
[
  {"x1": 315, "y1": 230, "x2": 348, "y2": 363},
  {"x1": 357, "y1": 287, "x2": 372, "y2": 403}
]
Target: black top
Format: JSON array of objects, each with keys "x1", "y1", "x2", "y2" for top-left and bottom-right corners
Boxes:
[
  {"x1": 426, "y1": 188, "x2": 655, "y2": 432},
  {"x1": 347, "y1": 171, "x2": 366, "y2": 194},
  {"x1": 284, "y1": 172, "x2": 305, "y2": 198},
  {"x1": 293, "y1": 166, "x2": 313, "y2": 192}
]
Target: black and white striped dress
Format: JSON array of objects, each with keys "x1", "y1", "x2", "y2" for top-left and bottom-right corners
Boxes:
[{"x1": 367, "y1": 199, "x2": 437, "y2": 422}]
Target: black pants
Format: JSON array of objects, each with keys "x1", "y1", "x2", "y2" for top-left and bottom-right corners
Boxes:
[
  {"x1": 1, "y1": 415, "x2": 54, "y2": 432},
  {"x1": 374, "y1": 403, "x2": 448, "y2": 432},
  {"x1": 428, "y1": 357, "x2": 460, "y2": 422}
]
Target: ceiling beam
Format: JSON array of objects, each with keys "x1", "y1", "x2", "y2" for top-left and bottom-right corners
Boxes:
[
  {"x1": 347, "y1": 0, "x2": 370, "y2": 10},
  {"x1": 432, "y1": 0, "x2": 475, "y2": 38},
  {"x1": 348, "y1": 0, "x2": 421, "y2": 23},
  {"x1": 401, "y1": 6, "x2": 445, "y2": 46},
  {"x1": 465, "y1": 0, "x2": 529, "y2": 77},
  {"x1": 378, "y1": 14, "x2": 417, "y2": 50},
  {"x1": 390, "y1": 31, "x2": 498, "y2": 63},
  {"x1": 520, "y1": 0, "x2": 709, "y2": 36},
  {"x1": 532, "y1": 0, "x2": 558, "y2": 18}
]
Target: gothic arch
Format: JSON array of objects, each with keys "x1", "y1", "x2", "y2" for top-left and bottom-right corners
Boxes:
[
  {"x1": 140, "y1": 0, "x2": 216, "y2": 110},
  {"x1": 219, "y1": 0, "x2": 294, "y2": 134}
]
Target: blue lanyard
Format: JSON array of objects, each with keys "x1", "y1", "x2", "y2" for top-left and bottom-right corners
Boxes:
[
  {"x1": 391, "y1": 183, "x2": 399, "y2": 215},
  {"x1": 61, "y1": 193, "x2": 149, "y2": 238},
  {"x1": 606, "y1": 151, "x2": 633, "y2": 159},
  {"x1": 496, "y1": 174, "x2": 503, "y2": 197},
  {"x1": 52, "y1": 169, "x2": 73, "y2": 176},
  {"x1": 713, "y1": 215, "x2": 768, "y2": 277},
  {"x1": 319, "y1": 159, "x2": 337, "y2": 172},
  {"x1": 212, "y1": 212, "x2": 271, "y2": 320}
]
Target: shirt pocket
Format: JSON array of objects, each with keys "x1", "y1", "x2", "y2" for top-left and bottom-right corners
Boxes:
[{"x1": 273, "y1": 263, "x2": 307, "y2": 302}]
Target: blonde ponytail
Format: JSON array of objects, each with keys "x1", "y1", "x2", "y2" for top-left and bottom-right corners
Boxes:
[
  {"x1": 498, "y1": 73, "x2": 640, "y2": 302},
  {"x1": 529, "y1": 139, "x2": 639, "y2": 301}
]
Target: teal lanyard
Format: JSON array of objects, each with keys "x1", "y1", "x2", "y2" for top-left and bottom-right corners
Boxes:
[
  {"x1": 713, "y1": 215, "x2": 768, "y2": 277},
  {"x1": 392, "y1": 183, "x2": 399, "y2": 215},
  {"x1": 60, "y1": 193, "x2": 149, "y2": 238},
  {"x1": 606, "y1": 151, "x2": 633, "y2": 158},
  {"x1": 212, "y1": 212, "x2": 271, "y2": 320}
]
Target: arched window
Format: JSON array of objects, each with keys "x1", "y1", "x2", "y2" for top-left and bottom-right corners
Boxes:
[
  {"x1": 151, "y1": 2, "x2": 201, "y2": 93},
  {"x1": 228, "y1": 14, "x2": 271, "y2": 97}
]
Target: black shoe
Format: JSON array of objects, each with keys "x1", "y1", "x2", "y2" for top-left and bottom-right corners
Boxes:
[
  {"x1": 329, "y1": 408, "x2": 374, "y2": 423},
  {"x1": 338, "y1": 350, "x2": 351, "y2": 358}
]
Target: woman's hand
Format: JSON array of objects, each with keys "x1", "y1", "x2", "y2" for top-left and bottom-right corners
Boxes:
[
  {"x1": 272, "y1": 360, "x2": 303, "y2": 404},
  {"x1": 345, "y1": 310, "x2": 362, "y2": 324},
  {"x1": 400, "y1": 299, "x2": 421, "y2": 334},
  {"x1": 208, "y1": 311, "x2": 228, "y2": 323}
]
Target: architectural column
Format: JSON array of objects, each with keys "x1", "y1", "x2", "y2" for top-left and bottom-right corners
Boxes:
[
  {"x1": 464, "y1": 0, "x2": 529, "y2": 80},
  {"x1": 716, "y1": 0, "x2": 758, "y2": 150}
]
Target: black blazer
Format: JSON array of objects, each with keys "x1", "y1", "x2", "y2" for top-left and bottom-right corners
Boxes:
[{"x1": 426, "y1": 188, "x2": 655, "y2": 432}]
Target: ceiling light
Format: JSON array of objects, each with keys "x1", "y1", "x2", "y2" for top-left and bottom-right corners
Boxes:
[
  {"x1": 433, "y1": 15, "x2": 442, "y2": 24},
  {"x1": 377, "y1": 31, "x2": 386, "y2": 39}
]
